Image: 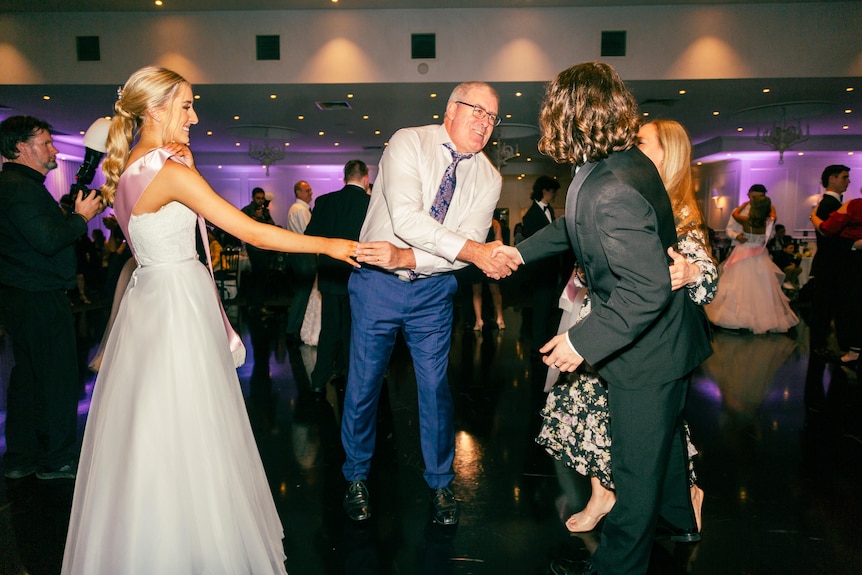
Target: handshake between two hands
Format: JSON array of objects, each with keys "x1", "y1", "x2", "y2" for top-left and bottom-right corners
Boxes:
[{"x1": 480, "y1": 241, "x2": 522, "y2": 280}]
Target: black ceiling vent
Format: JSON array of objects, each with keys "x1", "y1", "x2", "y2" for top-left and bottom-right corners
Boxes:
[
  {"x1": 412, "y1": 33, "x2": 436, "y2": 59},
  {"x1": 601, "y1": 30, "x2": 626, "y2": 58},
  {"x1": 363, "y1": 145, "x2": 385, "y2": 151},
  {"x1": 315, "y1": 101, "x2": 353, "y2": 111},
  {"x1": 256, "y1": 35, "x2": 280, "y2": 61},
  {"x1": 76, "y1": 36, "x2": 100, "y2": 61}
]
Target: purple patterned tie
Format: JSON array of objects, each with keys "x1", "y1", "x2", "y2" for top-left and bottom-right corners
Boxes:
[
  {"x1": 430, "y1": 143, "x2": 473, "y2": 223},
  {"x1": 408, "y1": 143, "x2": 474, "y2": 280}
]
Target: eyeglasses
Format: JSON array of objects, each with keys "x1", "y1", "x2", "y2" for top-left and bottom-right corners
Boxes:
[{"x1": 455, "y1": 101, "x2": 502, "y2": 127}]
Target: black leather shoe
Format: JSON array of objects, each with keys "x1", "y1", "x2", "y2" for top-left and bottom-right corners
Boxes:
[
  {"x1": 655, "y1": 519, "x2": 701, "y2": 543},
  {"x1": 343, "y1": 480, "x2": 372, "y2": 521},
  {"x1": 431, "y1": 487, "x2": 459, "y2": 525}
]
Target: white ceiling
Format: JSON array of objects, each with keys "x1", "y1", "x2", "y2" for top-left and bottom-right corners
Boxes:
[{"x1": 1, "y1": 0, "x2": 857, "y2": 167}]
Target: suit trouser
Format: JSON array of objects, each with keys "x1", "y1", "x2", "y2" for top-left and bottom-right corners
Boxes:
[
  {"x1": 809, "y1": 261, "x2": 854, "y2": 350},
  {"x1": 1, "y1": 287, "x2": 79, "y2": 471},
  {"x1": 591, "y1": 374, "x2": 694, "y2": 575},
  {"x1": 341, "y1": 267, "x2": 457, "y2": 488},
  {"x1": 310, "y1": 291, "x2": 351, "y2": 391},
  {"x1": 286, "y1": 253, "x2": 317, "y2": 335}
]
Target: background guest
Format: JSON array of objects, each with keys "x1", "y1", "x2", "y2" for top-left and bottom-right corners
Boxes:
[
  {"x1": 0, "y1": 115, "x2": 103, "y2": 480},
  {"x1": 808, "y1": 165, "x2": 852, "y2": 359}
]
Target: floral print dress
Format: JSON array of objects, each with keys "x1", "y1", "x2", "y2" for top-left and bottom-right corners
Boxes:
[{"x1": 535, "y1": 228, "x2": 717, "y2": 490}]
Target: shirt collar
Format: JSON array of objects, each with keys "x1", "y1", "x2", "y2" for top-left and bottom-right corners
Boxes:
[
  {"x1": 824, "y1": 190, "x2": 843, "y2": 202},
  {"x1": 2, "y1": 161, "x2": 47, "y2": 184}
]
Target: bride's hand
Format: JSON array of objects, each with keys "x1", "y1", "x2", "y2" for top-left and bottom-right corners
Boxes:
[
  {"x1": 327, "y1": 238, "x2": 360, "y2": 267},
  {"x1": 163, "y1": 142, "x2": 196, "y2": 171}
]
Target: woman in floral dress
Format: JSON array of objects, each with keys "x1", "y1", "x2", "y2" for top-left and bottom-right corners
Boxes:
[{"x1": 536, "y1": 120, "x2": 717, "y2": 534}]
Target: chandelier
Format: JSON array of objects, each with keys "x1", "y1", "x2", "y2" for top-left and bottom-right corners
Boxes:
[
  {"x1": 492, "y1": 123, "x2": 538, "y2": 170},
  {"x1": 248, "y1": 141, "x2": 285, "y2": 176},
  {"x1": 226, "y1": 125, "x2": 298, "y2": 176},
  {"x1": 754, "y1": 108, "x2": 809, "y2": 165}
]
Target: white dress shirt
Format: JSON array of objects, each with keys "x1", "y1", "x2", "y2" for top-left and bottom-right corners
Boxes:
[
  {"x1": 360, "y1": 123, "x2": 502, "y2": 279},
  {"x1": 287, "y1": 198, "x2": 312, "y2": 234}
]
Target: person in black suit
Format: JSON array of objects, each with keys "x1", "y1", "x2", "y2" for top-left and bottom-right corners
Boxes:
[
  {"x1": 808, "y1": 164, "x2": 851, "y2": 358},
  {"x1": 304, "y1": 160, "x2": 371, "y2": 394},
  {"x1": 0, "y1": 115, "x2": 104, "y2": 480},
  {"x1": 494, "y1": 63, "x2": 712, "y2": 575},
  {"x1": 521, "y1": 175, "x2": 562, "y2": 348}
]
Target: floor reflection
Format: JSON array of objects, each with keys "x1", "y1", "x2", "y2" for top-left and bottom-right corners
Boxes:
[{"x1": 1, "y1": 300, "x2": 861, "y2": 574}]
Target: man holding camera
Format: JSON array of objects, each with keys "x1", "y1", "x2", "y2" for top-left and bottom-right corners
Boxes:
[
  {"x1": 0, "y1": 115, "x2": 103, "y2": 480},
  {"x1": 241, "y1": 187, "x2": 276, "y2": 315}
]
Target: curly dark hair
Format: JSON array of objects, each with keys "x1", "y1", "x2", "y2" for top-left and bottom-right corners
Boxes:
[
  {"x1": 538, "y1": 62, "x2": 641, "y2": 165},
  {"x1": 0, "y1": 115, "x2": 52, "y2": 161}
]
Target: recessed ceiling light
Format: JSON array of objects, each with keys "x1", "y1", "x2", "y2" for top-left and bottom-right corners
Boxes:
[
  {"x1": 430, "y1": 93, "x2": 437, "y2": 98},
  {"x1": 845, "y1": 109, "x2": 852, "y2": 114},
  {"x1": 678, "y1": 90, "x2": 686, "y2": 95},
  {"x1": 334, "y1": 142, "x2": 340, "y2": 146},
  {"x1": 697, "y1": 162, "x2": 703, "y2": 166},
  {"x1": 42, "y1": 95, "x2": 50, "y2": 100},
  {"x1": 843, "y1": 125, "x2": 849, "y2": 130},
  {"x1": 374, "y1": 130, "x2": 381, "y2": 135},
  {"x1": 798, "y1": 152, "x2": 804, "y2": 156},
  {"x1": 713, "y1": 111, "x2": 720, "y2": 116},
  {"x1": 284, "y1": 142, "x2": 290, "y2": 147},
  {"x1": 154, "y1": 0, "x2": 163, "y2": 6},
  {"x1": 643, "y1": 112, "x2": 649, "y2": 117},
  {"x1": 527, "y1": 158, "x2": 532, "y2": 162},
  {"x1": 298, "y1": 115, "x2": 305, "y2": 120},
  {"x1": 235, "y1": 142, "x2": 240, "y2": 147},
  {"x1": 432, "y1": 114, "x2": 439, "y2": 120},
  {"x1": 79, "y1": 131, "x2": 85, "y2": 135},
  {"x1": 846, "y1": 87, "x2": 855, "y2": 92},
  {"x1": 270, "y1": 94, "x2": 277, "y2": 99},
  {"x1": 206, "y1": 131, "x2": 212, "y2": 136},
  {"x1": 233, "y1": 115, "x2": 239, "y2": 120},
  {"x1": 515, "y1": 92, "x2": 522, "y2": 97},
  {"x1": 505, "y1": 114, "x2": 512, "y2": 119},
  {"x1": 318, "y1": 131, "x2": 325, "y2": 136},
  {"x1": 347, "y1": 94, "x2": 353, "y2": 99},
  {"x1": 194, "y1": 94, "x2": 200, "y2": 100},
  {"x1": 218, "y1": 165, "x2": 222, "y2": 169},
  {"x1": 737, "y1": 127, "x2": 744, "y2": 132},
  {"x1": 762, "y1": 88, "x2": 771, "y2": 93},
  {"x1": 362, "y1": 115, "x2": 369, "y2": 120},
  {"x1": 849, "y1": 151, "x2": 855, "y2": 156}
]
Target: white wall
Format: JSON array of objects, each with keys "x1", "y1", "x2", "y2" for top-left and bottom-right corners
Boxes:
[{"x1": 2, "y1": 3, "x2": 860, "y2": 86}]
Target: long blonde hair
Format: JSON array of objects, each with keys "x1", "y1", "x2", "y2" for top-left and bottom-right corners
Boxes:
[
  {"x1": 100, "y1": 66, "x2": 188, "y2": 205},
  {"x1": 647, "y1": 119, "x2": 705, "y2": 239}
]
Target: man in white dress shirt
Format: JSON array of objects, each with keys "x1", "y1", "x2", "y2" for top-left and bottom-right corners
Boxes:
[
  {"x1": 340, "y1": 82, "x2": 516, "y2": 525},
  {"x1": 286, "y1": 180, "x2": 315, "y2": 341}
]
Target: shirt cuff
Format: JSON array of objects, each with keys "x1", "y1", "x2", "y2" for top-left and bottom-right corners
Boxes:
[{"x1": 565, "y1": 331, "x2": 578, "y2": 355}]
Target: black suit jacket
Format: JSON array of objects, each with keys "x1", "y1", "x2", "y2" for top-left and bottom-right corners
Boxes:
[
  {"x1": 304, "y1": 184, "x2": 370, "y2": 295},
  {"x1": 811, "y1": 194, "x2": 851, "y2": 277},
  {"x1": 521, "y1": 201, "x2": 560, "y2": 287},
  {"x1": 518, "y1": 148, "x2": 711, "y2": 389}
]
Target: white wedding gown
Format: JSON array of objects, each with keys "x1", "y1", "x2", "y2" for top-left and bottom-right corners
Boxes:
[{"x1": 62, "y1": 153, "x2": 287, "y2": 574}]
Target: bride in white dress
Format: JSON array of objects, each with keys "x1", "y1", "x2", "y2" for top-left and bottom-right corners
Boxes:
[
  {"x1": 61, "y1": 66, "x2": 359, "y2": 575},
  {"x1": 706, "y1": 195, "x2": 799, "y2": 334}
]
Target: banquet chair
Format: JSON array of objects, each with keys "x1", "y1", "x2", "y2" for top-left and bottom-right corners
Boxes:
[{"x1": 215, "y1": 247, "x2": 241, "y2": 303}]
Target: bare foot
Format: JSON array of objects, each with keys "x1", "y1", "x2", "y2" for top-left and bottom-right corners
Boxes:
[
  {"x1": 690, "y1": 485, "x2": 704, "y2": 532},
  {"x1": 565, "y1": 489, "x2": 616, "y2": 533}
]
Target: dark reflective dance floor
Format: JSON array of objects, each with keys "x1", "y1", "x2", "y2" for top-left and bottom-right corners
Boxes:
[{"x1": 2, "y1": 289, "x2": 861, "y2": 575}]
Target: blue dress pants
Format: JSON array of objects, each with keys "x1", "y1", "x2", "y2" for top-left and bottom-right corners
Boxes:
[{"x1": 341, "y1": 267, "x2": 457, "y2": 489}]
